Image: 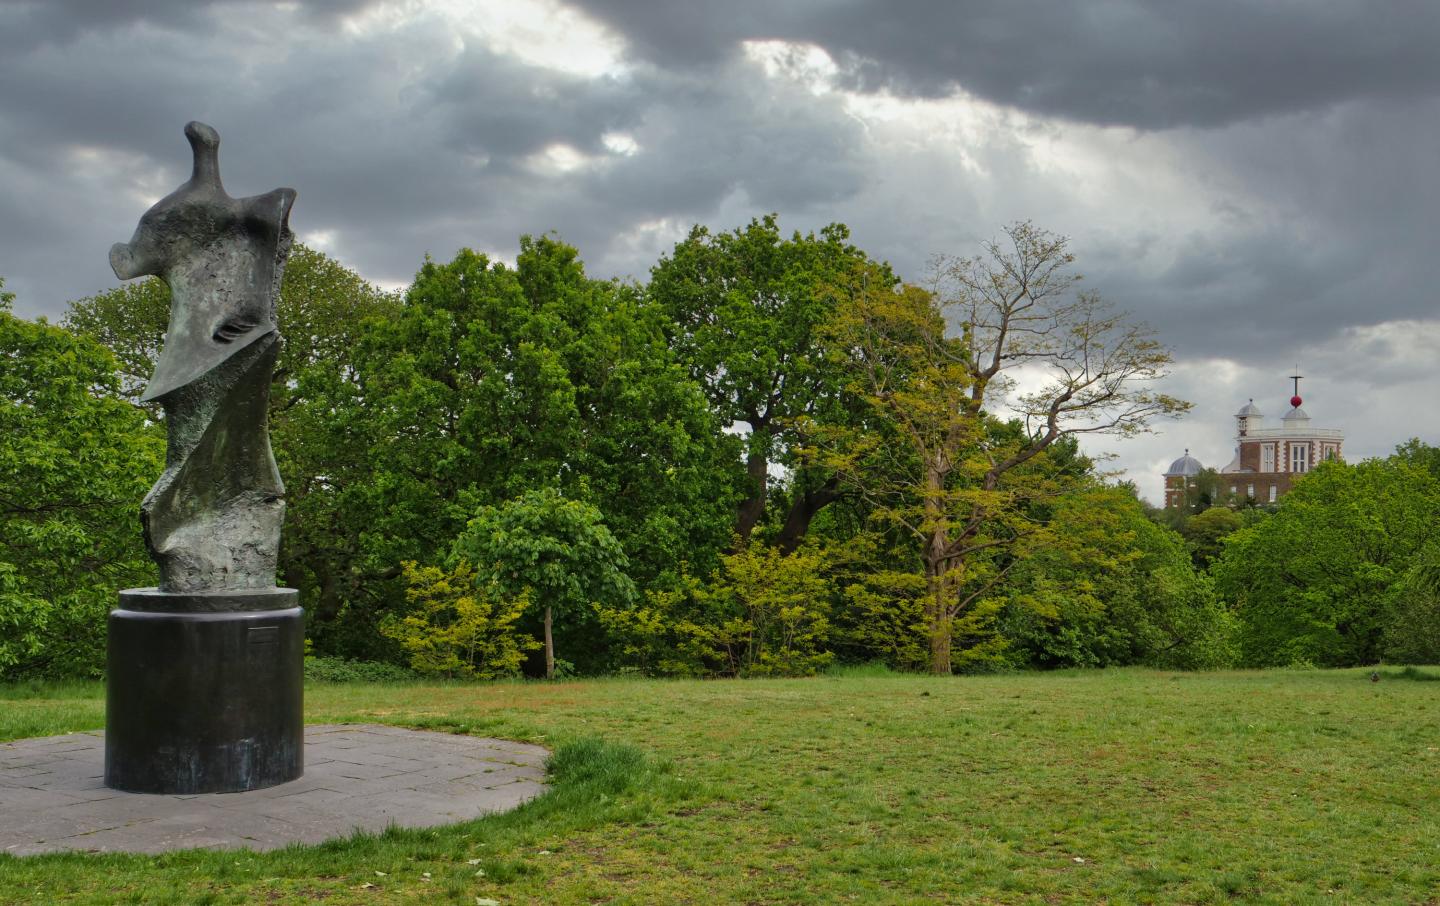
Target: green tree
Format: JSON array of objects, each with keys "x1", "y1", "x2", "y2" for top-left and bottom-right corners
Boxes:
[
  {"x1": 452, "y1": 488, "x2": 636, "y2": 678},
  {"x1": 815, "y1": 224, "x2": 1187, "y2": 674},
  {"x1": 1212, "y1": 459, "x2": 1440, "y2": 666},
  {"x1": 511, "y1": 237, "x2": 741, "y2": 585},
  {"x1": 1391, "y1": 437, "x2": 1440, "y2": 481},
  {"x1": 1002, "y1": 487, "x2": 1236, "y2": 669},
  {"x1": 1182, "y1": 506, "x2": 1245, "y2": 570},
  {"x1": 649, "y1": 215, "x2": 893, "y2": 549},
  {"x1": 0, "y1": 285, "x2": 162, "y2": 677}
]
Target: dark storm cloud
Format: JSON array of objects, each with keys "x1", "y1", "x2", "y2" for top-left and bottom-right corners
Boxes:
[
  {"x1": 0, "y1": 1, "x2": 1433, "y2": 361},
  {"x1": 0, "y1": 0, "x2": 870, "y2": 314},
  {"x1": 1074, "y1": 91, "x2": 1440, "y2": 360},
  {"x1": 0, "y1": 0, "x2": 375, "y2": 41},
  {"x1": 410, "y1": 44, "x2": 871, "y2": 280},
  {"x1": 573, "y1": 0, "x2": 1440, "y2": 129},
  {"x1": 0, "y1": 0, "x2": 1436, "y2": 500}
]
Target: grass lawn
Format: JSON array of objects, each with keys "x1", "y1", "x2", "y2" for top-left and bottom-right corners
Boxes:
[{"x1": 2, "y1": 667, "x2": 1438, "y2": 905}]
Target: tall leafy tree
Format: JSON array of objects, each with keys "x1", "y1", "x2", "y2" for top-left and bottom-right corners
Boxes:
[
  {"x1": 302, "y1": 237, "x2": 736, "y2": 657},
  {"x1": 649, "y1": 215, "x2": 894, "y2": 548},
  {"x1": 1213, "y1": 458, "x2": 1440, "y2": 667},
  {"x1": 0, "y1": 284, "x2": 162, "y2": 677},
  {"x1": 452, "y1": 488, "x2": 635, "y2": 678},
  {"x1": 817, "y1": 223, "x2": 1187, "y2": 673}
]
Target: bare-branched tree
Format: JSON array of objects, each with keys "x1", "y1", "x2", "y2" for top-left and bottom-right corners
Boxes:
[{"x1": 815, "y1": 222, "x2": 1189, "y2": 673}]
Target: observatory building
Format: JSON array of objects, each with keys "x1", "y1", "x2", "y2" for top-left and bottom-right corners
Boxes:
[{"x1": 1163, "y1": 375, "x2": 1344, "y2": 508}]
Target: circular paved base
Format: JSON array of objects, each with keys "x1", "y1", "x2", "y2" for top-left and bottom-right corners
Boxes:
[{"x1": 0, "y1": 725, "x2": 548, "y2": 856}]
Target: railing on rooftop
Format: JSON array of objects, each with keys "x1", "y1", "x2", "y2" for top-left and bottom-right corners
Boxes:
[{"x1": 1242, "y1": 427, "x2": 1345, "y2": 440}]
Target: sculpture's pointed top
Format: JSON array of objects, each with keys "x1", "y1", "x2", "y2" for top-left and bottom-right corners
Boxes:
[{"x1": 184, "y1": 121, "x2": 222, "y2": 189}]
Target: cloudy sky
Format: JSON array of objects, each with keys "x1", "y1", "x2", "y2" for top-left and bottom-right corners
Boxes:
[{"x1": 2, "y1": 0, "x2": 1437, "y2": 502}]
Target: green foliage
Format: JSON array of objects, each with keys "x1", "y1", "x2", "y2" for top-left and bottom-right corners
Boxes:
[
  {"x1": 297, "y1": 238, "x2": 735, "y2": 658},
  {"x1": 453, "y1": 488, "x2": 636, "y2": 674},
  {"x1": 649, "y1": 215, "x2": 892, "y2": 545},
  {"x1": 302, "y1": 655, "x2": 418, "y2": 683},
  {"x1": 455, "y1": 488, "x2": 636, "y2": 616},
  {"x1": 380, "y1": 562, "x2": 538, "y2": 678},
  {"x1": 0, "y1": 564, "x2": 47, "y2": 675},
  {"x1": 1379, "y1": 539, "x2": 1440, "y2": 664},
  {"x1": 1002, "y1": 488, "x2": 1237, "y2": 670},
  {"x1": 591, "y1": 576, "x2": 706, "y2": 676},
  {"x1": 1181, "y1": 505, "x2": 1244, "y2": 569},
  {"x1": 0, "y1": 297, "x2": 161, "y2": 678},
  {"x1": 715, "y1": 542, "x2": 835, "y2": 676},
  {"x1": 1213, "y1": 458, "x2": 1440, "y2": 667},
  {"x1": 49, "y1": 222, "x2": 1440, "y2": 681},
  {"x1": 599, "y1": 543, "x2": 836, "y2": 677},
  {"x1": 834, "y1": 562, "x2": 931, "y2": 672}
]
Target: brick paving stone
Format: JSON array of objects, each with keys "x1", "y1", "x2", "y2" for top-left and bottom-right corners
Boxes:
[
  {"x1": 50, "y1": 786, "x2": 126, "y2": 803},
  {"x1": 0, "y1": 724, "x2": 548, "y2": 855}
]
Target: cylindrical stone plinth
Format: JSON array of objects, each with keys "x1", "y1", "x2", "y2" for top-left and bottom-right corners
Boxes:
[{"x1": 105, "y1": 587, "x2": 304, "y2": 794}]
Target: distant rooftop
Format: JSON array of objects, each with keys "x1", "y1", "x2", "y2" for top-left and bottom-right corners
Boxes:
[{"x1": 1164, "y1": 451, "x2": 1205, "y2": 477}]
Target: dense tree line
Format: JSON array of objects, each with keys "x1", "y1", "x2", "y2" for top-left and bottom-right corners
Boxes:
[{"x1": 3, "y1": 223, "x2": 1437, "y2": 680}]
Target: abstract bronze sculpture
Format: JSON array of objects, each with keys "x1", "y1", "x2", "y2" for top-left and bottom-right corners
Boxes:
[{"x1": 104, "y1": 122, "x2": 304, "y2": 794}]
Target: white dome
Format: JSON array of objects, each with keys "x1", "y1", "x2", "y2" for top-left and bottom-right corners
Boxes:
[{"x1": 1237, "y1": 400, "x2": 1262, "y2": 417}]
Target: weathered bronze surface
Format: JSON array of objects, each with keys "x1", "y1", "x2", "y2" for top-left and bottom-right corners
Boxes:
[
  {"x1": 110, "y1": 121, "x2": 294, "y2": 592},
  {"x1": 105, "y1": 123, "x2": 303, "y2": 794}
]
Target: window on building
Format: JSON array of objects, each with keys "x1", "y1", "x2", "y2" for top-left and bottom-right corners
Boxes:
[
  {"x1": 1291, "y1": 443, "x2": 1309, "y2": 473},
  {"x1": 1269, "y1": 485, "x2": 1277, "y2": 503},
  {"x1": 1247, "y1": 484, "x2": 1254, "y2": 499},
  {"x1": 1261, "y1": 444, "x2": 1275, "y2": 472},
  {"x1": 1229, "y1": 485, "x2": 1237, "y2": 495}
]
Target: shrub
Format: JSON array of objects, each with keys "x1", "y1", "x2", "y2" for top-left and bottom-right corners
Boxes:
[
  {"x1": 598, "y1": 542, "x2": 834, "y2": 677},
  {"x1": 304, "y1": 656, "x2": 418, "y2": 683},
  {"x1": 380, "y1": 561, "x2": 538, "y2": 679}
]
